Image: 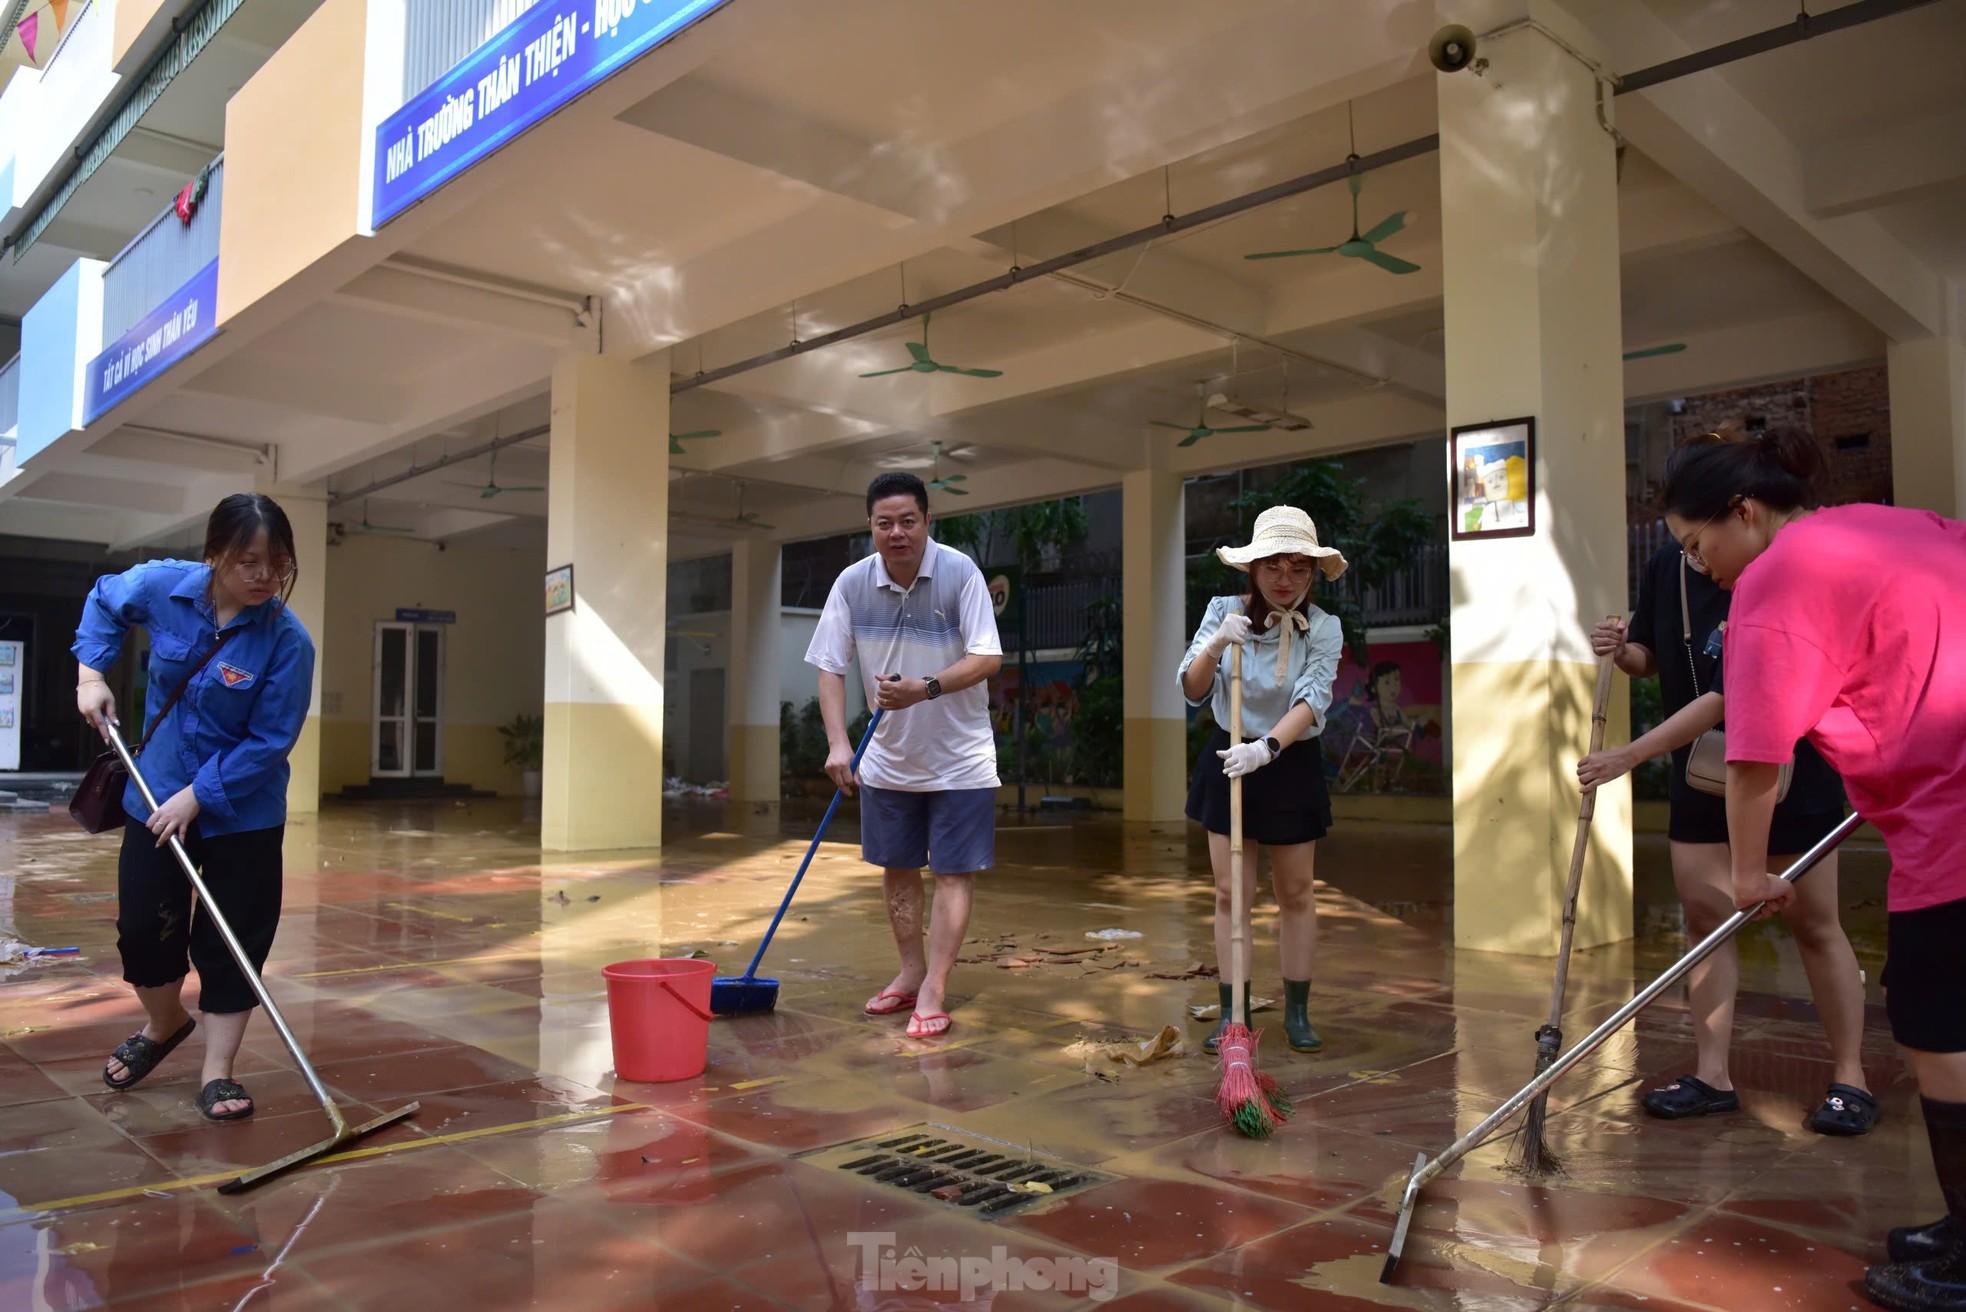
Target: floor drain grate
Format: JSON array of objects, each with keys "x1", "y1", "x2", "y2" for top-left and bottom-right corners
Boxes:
[{"x1": 797, "y1": 1126, "x2": 1112, "y2": 1218}]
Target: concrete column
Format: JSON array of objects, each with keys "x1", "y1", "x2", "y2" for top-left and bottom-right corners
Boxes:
[
  {"x1": 727, "y1": 538, "x2": 782, "y2": 805},
  {"x1": 266, "y1": 485, "x2": 328, "y2": 817},
  {"x1": 541, "y1": 353, "x2": 670, "y2": 852},
  {"x1": 1887, "y1": 333, "x2": 1966, "y2": 518},
  {"x1": 1438, "y1": 0, "x2": 1632, "y2": 954},
  {"x1": 1121, "y1": 463, "x2": 1188, "y2": 822}
]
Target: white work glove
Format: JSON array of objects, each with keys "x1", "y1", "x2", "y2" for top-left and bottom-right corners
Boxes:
[
  {"x1": 1205, "y1": 612, "x2": 1253, "y2": 658},
  {"x1": 1217, "y1": 739, "x2": 1276, "y2": 779}
]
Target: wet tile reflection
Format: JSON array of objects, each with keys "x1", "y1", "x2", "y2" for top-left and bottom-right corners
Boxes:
[{"x1": 0, "y1": 799, "x2": 1909, "y2": 1309}]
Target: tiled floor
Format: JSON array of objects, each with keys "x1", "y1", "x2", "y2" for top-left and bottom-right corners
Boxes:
[{"x1": 0, "y1": 797, "x2": 1925, "y2": 1309}]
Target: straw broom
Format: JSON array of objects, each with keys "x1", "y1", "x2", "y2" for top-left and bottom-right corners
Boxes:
[
  {"x1": 1507, "y1": 638, "x2": 1619, "y2": 1177},
  {"x1": 1215, "y1": 642, "x2": 1290, "y2": 1138}
]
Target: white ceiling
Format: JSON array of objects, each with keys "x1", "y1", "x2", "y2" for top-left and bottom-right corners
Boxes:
[{"x1": 2, "y1": 0, "x2": 1955, "y2": 554}]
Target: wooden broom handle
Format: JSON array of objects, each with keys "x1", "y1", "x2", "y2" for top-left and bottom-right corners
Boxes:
[{"x1": 1229, "y1": 642, "x2": 1246, "y2": 1025}]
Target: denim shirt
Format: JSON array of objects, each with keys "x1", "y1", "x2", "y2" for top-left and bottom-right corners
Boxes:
[
  {"x1": 1178, "y1": 595, "x2": 1342, "y2": 740},
  {"x1": 72, "y1": 560, "x2": 315, "y2": 836}
]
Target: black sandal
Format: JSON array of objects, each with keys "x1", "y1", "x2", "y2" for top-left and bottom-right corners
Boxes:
[
  {"x1": 103, "y1": 1018, "x2": 196, "y2": 1091},
  {"x1": 1641, "y1": 1073, "x2": 1741, "y2": 1119},
  {"x1": 196, "y1": 1078, "x2": 255, "y2": 1122},
  {"x1": 1808, "y1": 1082, "x2": 1879, "y2": 1136}
]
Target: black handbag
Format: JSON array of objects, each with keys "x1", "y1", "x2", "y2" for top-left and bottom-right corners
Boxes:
[{"x1": 70, "y1": 631, "x2": 236, "y2": 834}]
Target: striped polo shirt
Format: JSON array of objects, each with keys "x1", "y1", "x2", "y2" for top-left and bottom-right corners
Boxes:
[{"x1": 805, "y1": 539, "x2": 1002, "y2": 792}]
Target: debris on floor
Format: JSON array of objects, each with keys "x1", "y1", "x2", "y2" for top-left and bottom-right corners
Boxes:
[
  {"x1": 1084, "y1": 927, "x2": 1143, "y2": 940},
  {"x1": 662, "y1": 777, "x2": 730, "y2": 799},
  {"x1": 1064, "y1": 1024, "x2": 1187, "y2": 1075},
  {"x1": 1189, "y1": 996, "x2": 1275, "y2": 1020},
  {"x1": 1147, "y1": 961, "x2": 1219, "y2": 980},
  {"x1": 957, "y1": 932, "x2": 1140, "y2": 974}
]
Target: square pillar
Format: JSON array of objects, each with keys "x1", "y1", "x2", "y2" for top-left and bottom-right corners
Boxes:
[
  {"x1": 541, "y1": 353, "x2": 670, "y2": 851},
  {"x1": 1439, "y1": 0, "x2": 1632, "y2": 954},
  {"x1": 727, "y1": 538, "x2": 782, "y2": 805},
  {"x1": 1121, "y1": 464, "x2": 1188, "y2": 822},
  {"x1": 262, "y1": 485, "x2": 328, "y2": 816},
  {"x1": 1887, "y1": 333, "x2": 1966, "y2": 518}
]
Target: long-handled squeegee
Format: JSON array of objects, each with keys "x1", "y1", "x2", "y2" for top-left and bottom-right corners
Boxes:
[
  {"x1": 1381, "y1": 812, "x2": 1863, "y2": 1283},
  {"x1": 106, "y1": 722, "x2": 420, "y2": 1192}
]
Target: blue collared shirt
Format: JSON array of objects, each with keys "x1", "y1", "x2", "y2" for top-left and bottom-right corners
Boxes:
[
  {"x1": 72, "y1": 560, "x2": 315, "y2": 836},
  {"x1": 1179, "y1": 595, "x2": 1342, "y2": 740}
]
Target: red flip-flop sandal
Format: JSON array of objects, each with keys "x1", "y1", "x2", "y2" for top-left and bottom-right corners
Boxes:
[
  {"x1": 905, "y1": 1012, "x2": 952, "y2": 1039},
  {"x1": 863, "y1": 989, "x2": 917, "y2": 1016}
]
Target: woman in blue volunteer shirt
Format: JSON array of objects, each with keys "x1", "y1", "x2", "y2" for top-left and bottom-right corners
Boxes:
[
  {"x1": 1180, "y1": 506, "x2": 1346, "y2": 1056},
  {"x1": 73, "y1": 493, "x2": 315, "y2": 1122}
]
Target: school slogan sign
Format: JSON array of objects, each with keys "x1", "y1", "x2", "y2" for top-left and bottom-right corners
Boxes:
[
  {"x1": 371, "y1": 0, "x2": 730, "y2": 226},
  {"x1": 83, "y1": 259, "x2": 220, "y2": 425}
]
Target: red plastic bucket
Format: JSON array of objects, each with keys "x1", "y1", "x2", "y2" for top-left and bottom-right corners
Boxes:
[{"x1": 602, "y1": 958, "x2": 715, "y2": 1083}]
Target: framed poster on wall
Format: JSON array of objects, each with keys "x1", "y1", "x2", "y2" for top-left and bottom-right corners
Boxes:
[
  {"x1": 544, "y1": 564, "x2": 574, "y2": 617},
  {"x1": 1449, "y1": 417, "x2": 1535, "y2": 540}
]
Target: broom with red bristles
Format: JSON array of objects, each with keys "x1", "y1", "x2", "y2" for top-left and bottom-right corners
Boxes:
[{"x1": 1215, "y1": 642, "x2": 1291, "y2": 1138}]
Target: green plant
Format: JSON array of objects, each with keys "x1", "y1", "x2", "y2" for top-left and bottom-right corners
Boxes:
[
  {"x1": 780, "y1": 697, "x2": 871, "y2": 782},
  {"x1": 1218, "y1": 459, "x2": 1435, "y2": 663},
  {"x1": 934, "y1": 497, "x2": 1090, "y2": 573},
  {"x1": 1629, "y1": 677, "x2": 1669, "y2": 801},
  {"x1": 1070, "y1": 594, "x2": 1124, "y2": 787},
  {"x1": 499, "y1": 712, "x2": 543, "y2": 770}
]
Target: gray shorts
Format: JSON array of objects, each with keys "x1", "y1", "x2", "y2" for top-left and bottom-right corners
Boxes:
[{"x1": 859, "y1": 786, "x2": 996, "y2": 874}]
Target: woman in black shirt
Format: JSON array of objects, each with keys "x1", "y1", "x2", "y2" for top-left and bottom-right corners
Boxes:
[{"x1": 1583, "y1": 533, "x2": 1872, "y2": 1135}]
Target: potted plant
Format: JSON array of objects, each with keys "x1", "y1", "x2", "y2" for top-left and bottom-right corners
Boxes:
[{"x1": 499, "y1": 712, "x2": 544, "y2": 798}]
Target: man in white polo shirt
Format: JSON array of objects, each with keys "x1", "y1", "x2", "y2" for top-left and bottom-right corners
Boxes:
[{"x1": 807, "y1": 472, "x2": 1003, "y2": 1039}]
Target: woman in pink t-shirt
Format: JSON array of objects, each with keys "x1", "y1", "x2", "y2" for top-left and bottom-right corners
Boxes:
[{"x1": 1661, "y1": 428, "x2": 1966, "y2": 1312}]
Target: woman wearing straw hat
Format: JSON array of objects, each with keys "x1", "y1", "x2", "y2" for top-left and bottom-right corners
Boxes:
[{"x1": 1180, "y1": 507, "x2": 1346, "y2": 1055}]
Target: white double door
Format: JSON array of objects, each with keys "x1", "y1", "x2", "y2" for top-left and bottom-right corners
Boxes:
[{"x1": 372, "y1": 622, "x2": 445, "y2": 777}]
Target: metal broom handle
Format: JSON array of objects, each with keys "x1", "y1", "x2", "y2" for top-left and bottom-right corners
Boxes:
[
  {"x1": 104, "y1": 722, "x2": 349, "y2": 1133},
  {"x1": 1404, "y1": 809, "x2": 1863, "y2": 1198}
]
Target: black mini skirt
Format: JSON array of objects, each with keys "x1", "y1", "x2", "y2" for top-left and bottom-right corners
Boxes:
[{"x1": 1185, "y1": 728, "x2": 1332, "y2": 845}]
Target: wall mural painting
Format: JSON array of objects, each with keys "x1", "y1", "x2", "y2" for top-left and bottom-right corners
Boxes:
[{"x1": 1322, "y1": 640, "x2": 1446, "y2": 795}]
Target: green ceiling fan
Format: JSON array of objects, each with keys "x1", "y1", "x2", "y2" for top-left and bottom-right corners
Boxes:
[
  {"x1": 446, "y1": 449, "x2": 544, "y2": 499},
  {"x1": 1245, "y1": 173, "x2": 1417, "y2": 274},
  {"x1": 670, "y1": 428, "x2": 721, "y2": 455},
  {"x1": 1152, "y1": 384, "x2": 1272, "y2": 448},
  {"x1": 860, "y1": 313, "x2": 1002, "y2": 379},
  {"x1": 733, "y1": 487, "x2": 775, "y2": 530},
  {"x1": 1623, "y1": 342, "x2": 1687, "y2": 361},
  {"x1": 345, "y1": 501, "x2": 415, "y2": 536},
  {"x1": 1245, "y1": 104, "x2": 1418, "y2": 275},
  {"x1": 927, "y1": 441, "x2": 969, "y2": 496}
]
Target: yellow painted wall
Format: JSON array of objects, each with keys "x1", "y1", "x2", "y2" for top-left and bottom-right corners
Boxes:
[
  {"x1": 218, "y1": 0, "x2": 370, "y2": 325},
  {"x1": 111, "y1": 0, "x2": 173, "y2": 71},
  {"x1": 321, "y1": 532, "x2": 545, "y2": 795}
]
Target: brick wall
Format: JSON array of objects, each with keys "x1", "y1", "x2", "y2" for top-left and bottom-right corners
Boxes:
[{"x1": 1666, "y1": 365, "x2": 1892, "y2": 510}]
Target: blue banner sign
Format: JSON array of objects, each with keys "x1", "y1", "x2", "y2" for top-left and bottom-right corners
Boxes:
[
  {"x1": 396, "y1": 608, "x2": 457, "y2": 624},
  {"x1": 372, "y1": 0, "x2": 729, "y2": 226},
  {"x1": 83, "y1": 259, "x2": 220, "y2": 424}
]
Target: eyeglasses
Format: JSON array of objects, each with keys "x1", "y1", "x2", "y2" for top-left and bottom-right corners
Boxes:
[
  {"x1": 1677, "y1": 498, "x2": 1740, "y2": 575},
  {"x1": 234, "y1": 559, "x2": 297, "y2": 584}
]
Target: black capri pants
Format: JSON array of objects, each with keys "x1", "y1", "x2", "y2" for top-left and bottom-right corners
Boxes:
[{"x1": 117, "y1": 819, "x2": 285, "y2": 1014}]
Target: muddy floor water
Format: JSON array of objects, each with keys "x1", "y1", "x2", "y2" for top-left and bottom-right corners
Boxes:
[{"x1": 0, "y1": 797, "x2": 1917, "y2": 1309}]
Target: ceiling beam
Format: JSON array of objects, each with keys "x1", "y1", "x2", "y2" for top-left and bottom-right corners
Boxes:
[
  {"x1": 1590, "y1": 3, "x2": 1944, "y2": 340},
  {"x1": 1803, "y1": 105, "x2": 1966, "y2": 219}
]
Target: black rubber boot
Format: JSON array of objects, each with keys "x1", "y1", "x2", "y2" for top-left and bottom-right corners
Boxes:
[
  {"x1": 1867, "y1": 1098, "x2": 1966, "y2": 1310},
  {"x1": 1202, "y1": 982, "x2": 1252, "y2": 1055},
  {"x1": 1283, "y1": 978, "x2": 1324, "y2": 1052},
  {"x1": 1890, "y1": 1218, "x2": 1960, "y2": 1265}
]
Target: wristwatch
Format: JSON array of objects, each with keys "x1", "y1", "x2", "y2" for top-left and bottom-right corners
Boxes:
[
  {"x1": 1263, "y1": 736, "x2": 1281, "y2": 759},
  {"x1": 923, "y1": 676, "x2": 944, "y2": 700}
]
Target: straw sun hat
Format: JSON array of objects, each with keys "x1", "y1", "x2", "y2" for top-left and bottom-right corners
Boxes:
[{"x1": 1215, "y1": 507, "x2": 1348, "y2": 581}]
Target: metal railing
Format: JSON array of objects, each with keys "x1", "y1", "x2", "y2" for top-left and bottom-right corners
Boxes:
[
  {"x1": 99, "y1": 158, "x2": 223, "y2": 346},
  {"x1": 0, "y1": 353, "x2": 18, "y2": 437},
  {"x1": 402, "y1": 0, "x2": 543, "y2": 101},
  {"x1": 1629, "y1": 519, "x2": 1673, "y2": 607},
  {"x1": 1002, "y1": 576, "x2": 1121, "y2": 653}
]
